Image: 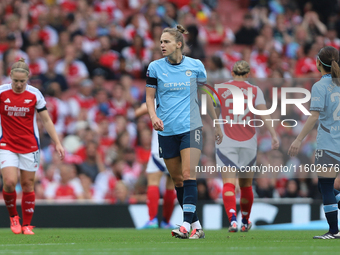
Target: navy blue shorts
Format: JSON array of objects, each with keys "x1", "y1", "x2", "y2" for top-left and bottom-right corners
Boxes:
[
  {"x1": 158, "y1": 128, "x2": 203, "y2": 159},
  {"x1": 314, "y1": 149, "x2": 340, "y2": 167}
]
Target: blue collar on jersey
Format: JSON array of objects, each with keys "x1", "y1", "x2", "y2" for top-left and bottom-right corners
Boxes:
[
  {"x1": 321, "y1": 73, "x2": 331, "y2": 78},
  {"x1": 165, "y1": 56, "x2": 185, "y2": 65}
]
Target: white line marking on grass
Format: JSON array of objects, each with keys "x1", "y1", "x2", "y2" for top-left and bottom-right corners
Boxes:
[{"x1": 0, "y1": 243, "x2": 75, "y2": 247}]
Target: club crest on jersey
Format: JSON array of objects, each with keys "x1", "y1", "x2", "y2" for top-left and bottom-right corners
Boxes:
[
  {"x1": 24, "y1": 99, "x2": 32, "y2": 104},
  {"x1": 186, "y1": 70, "x2": 192, "y2": 76},
  {"x1": 4, "y1": 98, "x2": 10, "y2": 103}
]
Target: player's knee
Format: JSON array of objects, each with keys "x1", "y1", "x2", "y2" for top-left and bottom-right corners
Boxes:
[
  {"x1": 3, "y1": 180, "x2": 16, "y2": 192},
  {"x1": 172, "y1": 177, "x2": 183, "y2": 187},
  {"x1": 21, "y1": 180, "x2": 34, "y2": 192},
  {"x1": 224, "y1": 191, "x2": 234, "y2": 196}
]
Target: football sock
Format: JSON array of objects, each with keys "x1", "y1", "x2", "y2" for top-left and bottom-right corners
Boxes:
[
  {"x1": 240, "y1": 186, "x2": 254, "y2": 225},
  {"x1": 223, "y1": 183, "x2": 237, "y2": 223},
  {"x1": 22, "y1": 191, "x2": 35, "y2": 226},
  {"x1": 191, "y1": 220, "x2": 202, "y2": 230},
  {"x1": 162, "y1": 189, "x2": 175, "y2": 223},
  {"x1": 319, "y1": 178, "x2": 339, "y2": 234},
  {"x1": 183, "y1": 180, "x2": 198, "y2": 228},
  {"x1": 147, "y1": 186, "x2": 159, "y2": 221},
  {"x1": 175, "y1": 186, "x2": 199, "y2": 223},
  {"x1": 3, "y1": 190, "x2": 18, "y2": 217}
]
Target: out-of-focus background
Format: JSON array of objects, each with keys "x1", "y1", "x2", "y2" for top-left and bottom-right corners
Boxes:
[{"x1": 0, "y1": 0, "x2": 339, "y2": 229}]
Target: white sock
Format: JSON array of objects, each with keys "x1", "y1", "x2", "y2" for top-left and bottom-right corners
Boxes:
[
  {"x1": 191, "y1": 220, "x2": 202, "y2": 230},
  {"x1": 182, "y1": 222, "x2": 191, "y2": 232}
]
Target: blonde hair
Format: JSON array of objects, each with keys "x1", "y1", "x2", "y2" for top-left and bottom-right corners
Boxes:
[
  {"x1": 162, "y1": 24, "x2": 188, "y2": 51},
  {"x1": 232, "y1": 60, "x2": 250, "y2": 75},
  {"x1": 11, "y1": 58, "x2": 29, "y2": 75}
]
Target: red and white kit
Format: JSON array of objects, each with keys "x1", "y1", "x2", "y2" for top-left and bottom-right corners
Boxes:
[
  {"x1": 215, "y1": 80, "x2": 265, "y2": 168},
  {"x1": 0, "y1": 84, "x2": 46, "y2": 171}
]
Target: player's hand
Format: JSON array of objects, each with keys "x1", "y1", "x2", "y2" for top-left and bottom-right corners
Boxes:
[
  {"x1": 215, "y1": 125, "x2": 223, "y2": 145},
  {"x1": 288, "y1": 139, "x2": 301, "y2": 157},
  {"x1": 151, "y1": 116, "x2": 164, "y2": 131},
  {"x1": 271, "y1": 136, "x2": 279, "y2": 150},
  {"x1": 56, "y1": 143, "x2": 65, "y2": 160}
]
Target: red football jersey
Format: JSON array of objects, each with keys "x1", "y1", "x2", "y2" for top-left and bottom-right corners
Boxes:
[
  {"x1": 0, "y1": 84, "x2": 46, "y2": 153},
  {"x1": 216, "y1": 80, "x2": 265, "y2": 142}
]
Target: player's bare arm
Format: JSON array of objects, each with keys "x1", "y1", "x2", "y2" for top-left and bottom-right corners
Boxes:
[
  {"x1": 146, "y1": 87, "x2": 164, "y2": 131},
  {"x1": 288, "y1": 111, "x2": 319, "y2": 157},
  {"x1": 38, "y1": 110, "x2": 65, "y2": 160},
  {"x1": 199, "y1": 86, "x2": 223, "y2": 144},
  {"x1": 256, "y1": 104, "x2": 279, "y2": 150}
]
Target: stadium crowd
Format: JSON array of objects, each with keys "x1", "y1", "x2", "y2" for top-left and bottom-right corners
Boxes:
[{"x1": 0, "y1": 0, "x2": 340, "y2": 203}]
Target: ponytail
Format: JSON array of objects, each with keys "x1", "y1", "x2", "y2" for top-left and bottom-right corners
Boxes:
[{"x1": 331, "y1": 60, "x2": 340, "y2": 86}]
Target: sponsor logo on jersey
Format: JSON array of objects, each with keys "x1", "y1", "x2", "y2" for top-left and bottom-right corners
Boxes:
[
  {"x1": 24, "y1": 99, "x2": 32, "y2": 104},
  {"x1": 4, "y1": 98, "x2": 11, "y2": 103},
  {"x1": 162, "y1": 72, "x2": 168, "y2": 77},
  {"x1": 164, "y1": 81, "x2": 190, "y2": 87},
  {"x1": 0, "y1": 143, "x2": 6, "y2": 146},
  {"x1": 4, "y1": 105, "x2": 30, "y2": 117},
  {"x1": 186, "y1": 70, "x2": 192, "y2": 76}
]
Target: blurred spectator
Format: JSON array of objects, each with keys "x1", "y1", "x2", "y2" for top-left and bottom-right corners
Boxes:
[
  {"x1": 218, "y1": 42, "x2": 242, "y2": 72},
  {"x1": 93, "y1": 0, "x2": 123, "y2": 24},
  {"x1": 302, "y1": 11, "x2": 327, "y2": 40},
  {"x1": 254, "y1": 177, "x2": 277, "y2": 198},
  {"x1": 37, "y1": 55, "x2": 67, "y2": 93},
  {"x1": 120, "y1": 74, "x2": 143, "y2": 104},
  {"x1": 82, "y1": 20, "x2": 101, "y2": 55},
  {"x1": 206, "y1": 55, "x2": 231, "y2": 85},
  {"x1": 68, "y1": 79, "x2": 96, "y2": 119},
  {"x1": 27, "y1": 45, "x2": 47, "y2": 77},
  {"x1": 79, "y1": 140, "x2": 106, "y2": 182},
  {"x1": 98, "y1": 35, "x2": 120, "y2": 77},
  {"x1": 325, "y1": 26, "x2": 340, "y2": 50},
  {"x1": 121, "y1": 148, "x2": 143, "y2": 189},
  {"x1": 282, "y1": 179, "x2": 300, "y2": 198},
  {"x1": 185, "y1": 24, "x2": 206, "y2": 60},
  {"x1": 180, "y1": 0, "x2": 211, "y2": 25},
  {"x1": 235, "y1": 13, "x2": 259, "y2": 45},
  {"x1": 45, "y1": 82, "x2": 69, "y2": 135},
  {"x1": 250, "y1": 35, "x2": 269, "y2": 78},
  {"x1": 113, "y1": 180, "x2": 137, "y2": 204},
  {"x1": 121, "y1": 34, "x2": 152, "y2": 78},
  {"x1": 55, "y1": 44, "x2": 89, "y2": 87},
  {"x1": 45, "y1": 163, "x2": 84, "y2": 200},
  {"x1": 294, "y1": 43, "x2": 319, "y2": 78},
  {"x1": 135, "y1": 127, "x2": 151, "y2": 166},
  {"x1": 111, "y1": 83, "x2": 134, "y2": 119},
  {"x1": 197, "y1": 179, "x2": 212, "y2": 200},
  {"x1": 79, "y1": 172, "x2": 94, "y2": 200},
  {"x1": 36, "y1": 13, "x2": 59, "y2": 49},
  {"x1": 108, "y1": 23, "x2": 129, "y2": 54},
  {"x1": 161, "y1": 1, "x2": 178, "y2": 28},
  {"x1": 201, "y1": 11, "x2": 234, "y2": 45}
]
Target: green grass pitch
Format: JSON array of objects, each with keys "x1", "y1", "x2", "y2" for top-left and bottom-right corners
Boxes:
[{"x1": 0, "y1": 229, "x2": 339, "y2": 255}]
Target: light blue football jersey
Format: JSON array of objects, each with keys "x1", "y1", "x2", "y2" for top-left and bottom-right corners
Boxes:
[
  {"x1": 310, "y1": 74, "x2": 340, "y2": 153},
  {"x1": 146, "y1": 56, "x2": 206, "y2": 136}
]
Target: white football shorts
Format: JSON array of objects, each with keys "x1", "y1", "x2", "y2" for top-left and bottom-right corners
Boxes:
[
  {"x1": 146, "y1": 152, "x2": 168, "y2": 174},
  {"x1": 216, "y1": 147, "x2": 257, "y2": 169},
  {"x1": 0, "y1": 149, "x2": 40, "y2": 172}
]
